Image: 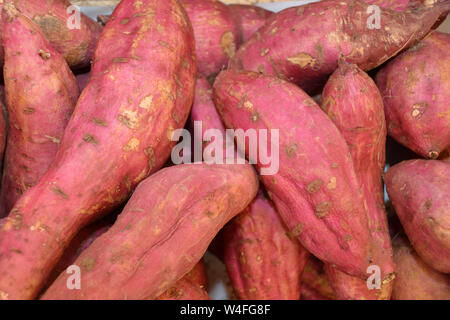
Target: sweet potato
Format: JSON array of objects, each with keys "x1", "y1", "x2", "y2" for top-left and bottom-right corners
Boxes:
[
  {"x1": 376, "y1": 31, "x2": 450, "y2": 159},
  {"x1": 0, "y1": 0, "x2": 196, "y2": 300},
  {"x1": 0, "y1": 4, "x2": 80, "y2": 217},
  {"x1": 156, "y1": 277, "x2": 211, "y2": 300},
  {"x1": 300, "y1": 257, "x2": 336, "y2": 300},
  {"x1": 224, "y1": 190, "x2": 309, "y2": 300},
  {"x1": 41, "y1": 163, "x2": 258, "y2": 300},
  {"x1": 213, "y1": 70, "x2": 374, "y2": 279},
  {"x1": 229, "y1": 0, "x2": 450, "y2": 94},
  {"x1": 0, "y1": 0, "x2": 102, "y2": 69},
  {"x1": 181, "y1": 0, "x2": 239, "y2": 78},
  {"x1": 190, "y1": 76, "x2": 228, "y2": 160},
  {"x1": 191, "y1": 76, "x2": 308, "y2": 300},
  {"x1": 392, "y1": 234, "x2": 450, "y2": 300},
  {"x1": 385, "y1": 160, "x2": 450, "y2": 273},
  {"x1": 184, "y1": 259, "x2": 208, "y2": 291},
  {"x1": 76, "y1": 72, "x2": 91, "y2": 93},
  {"x1": 321, "y1": 62, "x2": 394, "y2": 300},
  {"x1": 229, "y1": 4, "x2": 274, "y2": 46},
  {"x1": 42, "y1": 216, "x2": 114, "y2": 292},
  {"x1": 156, "y1": 260, "x2": 210, "y2": 300}
]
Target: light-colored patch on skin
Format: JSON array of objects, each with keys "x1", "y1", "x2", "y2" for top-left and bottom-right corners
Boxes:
[
  {"x1": 124, "y1": 138, "x2": 140, "y2": 152},
  {"x1": 244, "y1": 101, "x2": 253, "y2": 110},
  {"x1": 30, "y1": 221, "x2": 49, "y2": 232},
  {"x1": 327, "y1": 177, "x2": 337, "y2": 189},
  {"x1": 287, "y1": 52, "x2": 317, "y2": 68},
  {"x1": 221, "y1": 31, "x2": 236, "y2": 58},
  {"x1": 118, "y1": 109, "x2": 140, "y2": 129},
  {"x1": 139, "y1": 95, "x2": 153, "y2": 110},
  {"x1": 45, "y1": 135, "x2": 61, "y2": 144}
]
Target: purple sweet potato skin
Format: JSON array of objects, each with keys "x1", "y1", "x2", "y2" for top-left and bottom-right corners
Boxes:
[
  {"x1": 229, "y1": 0, "x2": 450, "y2": 94},
  {"x1": 0, "y1": 0, "x2": 196, "y2": 300},
  {"x1": 0, "y1": 4, "x2": 80, "y2": 216},
  {"x1": 181, "y1": 0, "x2": 239, "y2": 78},
  {"x1": 392, "y1": 234, "x2": 450, "y2": 300},
  {"x1": 224, "y1": 191, "x2": 309, "y2": 300},
  {"x1": 322, "y1": 63, "x2": 394, "y2": 300},
  {"x1": 41, "y1": 163, "x2": 258, "y2": 300},
  {"x1": 229, "y1": 4, "x2": 274, "y2": 46},
  {"x1": 213, "y1": 70, "x2": 373, "y2": 278},
  {"x1": 385, "y1": 160, "x2": 450, "y2": 273},
  {"x1": 376, "y1": 32, "x2": 450, "y2": 159}
]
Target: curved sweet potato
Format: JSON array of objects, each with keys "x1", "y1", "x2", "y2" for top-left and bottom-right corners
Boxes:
[
  {"x1": 321, "y1": 63, "x2": 394, "y2": 300},
  {"x1": 385, "y1": 160, "x2": 450, "y2": 273},
  {"x1": 0, "y1": 0, "x2": 102, "y2": 69},
  {"x1": 229, "y1": 4, "x2": 274, "y2": 46},
  {"x1": 41, "y1": 163, "x2": 258, "y2": 300},
  {"x1": 229, "y1": 0, "x2": 450, "y2": 94},
  {"x1": 0, "y1": 4, "x2": 80, "y2": 216},
  {"x1": 300, "y1": 257, "x2": 336, "y2": 300},
  {"x1": 224, "y1": 190, "x2": 309, "y2": 300},
  {"x1": 0, "y1": 0, "x2": 196, "y2": 300},
  {"x1": 181, "y1": 0, "x2": 239, "y2": 78},
  {"x1": 213, "y1": 70, "x2": 373, "y2": 279},
  {"x1": 376, "y1": 31, "x2": 450, "y2": 159},
  {"x1": 392, "y1": 234, "x2": 450, "y2": 300},
  {"x1": 191, "y1": 76, "x2": 308, "y2": 300}
]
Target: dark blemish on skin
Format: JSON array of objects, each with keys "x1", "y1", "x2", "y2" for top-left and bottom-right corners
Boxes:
[
  {"x1": 23, "y1": 107, "x2": 35, "y2": 114},
  {"x1": 113, "y1": 57, "x2": 128, "y2": 63},
  {"x1": 92, "y1": 118, "x2": 108, "y2": 127},
  {"x1": 291, "y1": 223, "x2": 305, "y2": 237},
  {"x1": 306, "y1": 179, "x2": 323, "y2": 193},
  {"x1": 121, "y1": 18, "x2": 130, "y2": 24},
  {"x1": 81, "y1": 257, "x2": 95, "y2": 271},
  {"x1": 285, "y1": 143, "x2": 298, "y2": 158},
  {"x1": 145, "y1": 147, "x2": 156, "y2": 171},
  {"x1": 10, "y1": 248, "x2": 23, "y2": 254},
  {"x1": 315, "y1": 202, "x2": 332, "y2": 218},
  {"x1": 424, "y1": 199, "x2": 432, "y2": 210},
  {"x1": 83, "y1": 134, "x2": 98, "y2": 145},
  {"x1": 51, "y1": 185, "x2": 68, "y2": 199}
]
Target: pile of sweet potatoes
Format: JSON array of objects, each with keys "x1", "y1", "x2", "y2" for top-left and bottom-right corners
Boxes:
[{"x1": 0, "y1": 0, "x2": 448, "y2": 301}]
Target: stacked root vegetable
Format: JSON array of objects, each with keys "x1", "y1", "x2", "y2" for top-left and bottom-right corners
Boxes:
[{"x1": 0, "y1": 0, "x2": 448, "y2": 300}]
